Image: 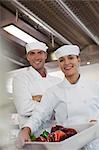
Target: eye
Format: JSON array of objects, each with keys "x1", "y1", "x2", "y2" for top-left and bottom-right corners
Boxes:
[
  {"x1": 68, "y1": 55, "x2": 74, "y2": 60},
  {"x1": 29, "y1": 51, "x2": 35, "y2": 55},
  {"x1": 38, "y1": 51, "x2": 44, "y2": 54},
  {"x1": 59, "y1": 57, "x2": 64, "y2": 62}
]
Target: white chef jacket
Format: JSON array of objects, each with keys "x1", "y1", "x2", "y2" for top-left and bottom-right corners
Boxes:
[
  {"x1": 13, "y1": 66, "x2": 61, "y2": 127},
  {"x1": 24, "y1": 75, "x2": 99, "y2": 149}
]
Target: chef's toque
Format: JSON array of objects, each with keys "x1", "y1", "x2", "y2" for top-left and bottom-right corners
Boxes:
[
  {"x1": 26, "y1": 41, "x2": 48, "y2": 53},
  {"x1": 55, "y1": 45, "x2": 80, "y2": 59}
]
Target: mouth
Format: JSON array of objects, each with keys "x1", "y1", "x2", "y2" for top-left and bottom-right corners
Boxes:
[
  {"x1": 64, "y1": 65, "x2": 73, "y2": 71},
  {"x1": 33, "y1": 61, "x2": 41, "y2": 65}
]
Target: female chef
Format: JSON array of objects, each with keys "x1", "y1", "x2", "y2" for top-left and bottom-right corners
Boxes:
[{"x1": 17, "y1": 45, "x2": 99, "y2": 149}]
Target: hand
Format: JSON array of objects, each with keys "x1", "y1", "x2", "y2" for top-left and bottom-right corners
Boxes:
[
  {"x1": 16, "y1": 127, "x2": 31, "y2": 149},
  {"x1": 89, "y1": 119, "x2": 97, "y2": 122},
  {"x1": 32, "y1": 95, "x2": 42, "y2": 102}
]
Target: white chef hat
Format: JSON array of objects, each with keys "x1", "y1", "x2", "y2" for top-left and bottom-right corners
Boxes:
[
  {"x1": 55, "y1": 45, "x2": 80, "y2": 59},
  {"x1": 26, "y1": 41, "x2": 48, "y2": 53}
]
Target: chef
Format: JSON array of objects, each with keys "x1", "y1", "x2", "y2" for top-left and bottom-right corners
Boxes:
[
  {"x1": 17, "y1": 45, "x2": 99, "y2": 149},
  {"x1": 13, "y1": 41, "x2": 61, "y2": 127}
]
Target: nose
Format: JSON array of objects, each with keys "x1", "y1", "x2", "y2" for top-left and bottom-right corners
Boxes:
[
  {"x1": 63, "y1": 57, "x2": 70, "y2": 65},
  {"x1": 34, "y1": 53, "x2": 41, "y2": 60}
]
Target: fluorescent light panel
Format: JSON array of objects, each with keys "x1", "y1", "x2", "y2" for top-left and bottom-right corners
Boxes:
[
  {"x1": 3, "y1": 25, "x2": 39, "y2": 43},
  {"x1": 50, "y1": 52, "x2": 57, "y2": 60}
]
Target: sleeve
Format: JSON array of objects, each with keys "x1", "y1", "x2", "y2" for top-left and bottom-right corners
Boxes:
[
  {"x1": 89, "y1": 83, "x2": 99, "y2": 121},
  {"x1": 22, "y1": 89, "x2": 58, "y2": 133},
  {"x1": 13, "y1": 74, "x2": 38, "y2": 116},
  {"x1": 95, "y1": 83, "x2": 99, "y2": 120}
]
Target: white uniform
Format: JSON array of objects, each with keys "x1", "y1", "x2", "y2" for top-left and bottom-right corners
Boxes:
[
  {"x1": 13, "y1": 66, "x2": 61, "y2": 127},
  {"x1": 24, "y1": 75, "x2": 99, "y2": 149}
]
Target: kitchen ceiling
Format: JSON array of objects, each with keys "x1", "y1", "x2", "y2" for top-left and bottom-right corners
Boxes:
[{"x1": 0, "y1": 0, "x2": 99, "y2": 70}]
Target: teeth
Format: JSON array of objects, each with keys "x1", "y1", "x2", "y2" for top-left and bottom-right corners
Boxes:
[
  {"x1": 64, "y1": 67, "x2": 71, "y2": 70},
  {"x1": 34, "y1": 61, "x2": 41, "y2": 64},
  {"x1": 64, "y1": 65, "x2": 72, "y2": 70}
]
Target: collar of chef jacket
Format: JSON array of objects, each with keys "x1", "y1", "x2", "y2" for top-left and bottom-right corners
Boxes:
[
  {"x1": 61, "y1": 74, "x2": 85, "y2": 89},
  {"x1": 28, "y1": 66, "x2": 48, "y2": 80}
]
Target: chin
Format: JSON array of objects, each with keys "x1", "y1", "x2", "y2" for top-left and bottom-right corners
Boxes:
[
  {"x1": 32, "y1": 64, "x2": 41, "y2": 69},
  {"x1": 65, "y1": 74, "x2": 73, "y2": 78},
  {"x1": 65, "y1": 72, "x2": 75, "y2": 78},
  {"x1": 64, "y1": 70, "x2": 72, "y2": 76}
]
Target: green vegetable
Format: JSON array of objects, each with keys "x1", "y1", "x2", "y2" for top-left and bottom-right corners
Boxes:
[
  {"x1": 41, "y1": 130, "x2": 49, "y2": 139},
  {"x1": 30, "y1": 134, "x2": 36, "y2": 141}
]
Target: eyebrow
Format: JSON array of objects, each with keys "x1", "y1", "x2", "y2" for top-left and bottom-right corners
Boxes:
[{"x1": 59, "y1": 55, "x2": 74, "y2": 58}]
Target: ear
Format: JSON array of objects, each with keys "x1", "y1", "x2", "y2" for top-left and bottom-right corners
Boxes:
[
  {"x1": 78, "y1": 56, "x2": 81, "y2": 64},
  {"x1": 45, "y1": 52, "x2": 47, "y2": 60},
  {"x1": 26, "y1": 54, "x2": 30, "y2": 61}
]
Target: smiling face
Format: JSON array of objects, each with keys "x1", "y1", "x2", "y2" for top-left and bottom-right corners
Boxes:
[
  {"x1": 27, "y1": 49, "x2": 47, "y2": 71},
  {"x1": 58, "y1": 55, "x2": 80, "y2": 79}
]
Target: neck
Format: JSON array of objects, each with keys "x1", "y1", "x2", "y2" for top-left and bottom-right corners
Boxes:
[
  {"x1": 66, "y1": 73, "x2": 80, "y2": 84},
  {"x1": 37, "y1": 68, "x2": 47, "y2": 77}
]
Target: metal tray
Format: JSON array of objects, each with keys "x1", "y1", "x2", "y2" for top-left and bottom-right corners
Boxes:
[{"x1": 24, "y1": 122, "x2": 98, "y2": 150}]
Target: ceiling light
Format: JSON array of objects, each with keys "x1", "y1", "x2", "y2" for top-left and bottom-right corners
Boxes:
[
  {"x1": 87, "y1": 61, "x2": 91, "y2": 65},
  {"x1": 50, "y1": 52, "x2": 58, "y2": 61},
  {"x1": 3, "y1": 25, "x2": 39, "y2": 43}
]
